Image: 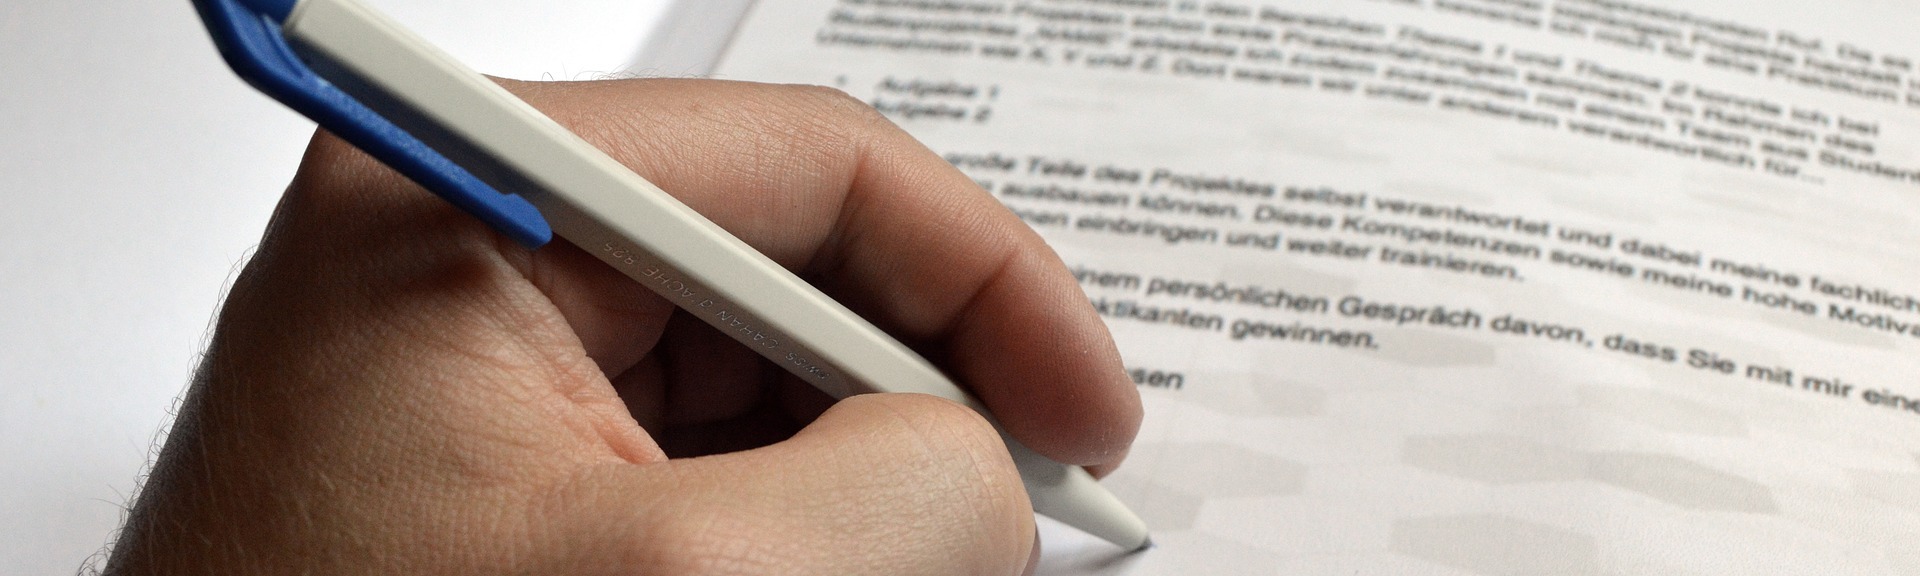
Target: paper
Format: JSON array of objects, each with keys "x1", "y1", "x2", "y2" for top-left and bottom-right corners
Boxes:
[{"x1": 704, "y1": 1, "x2": 1920, "y2": 573}]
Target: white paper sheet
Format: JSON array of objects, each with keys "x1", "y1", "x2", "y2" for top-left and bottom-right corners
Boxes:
[{"x1": 703, "y1": 0, "x2": 1920, "y2": 573}]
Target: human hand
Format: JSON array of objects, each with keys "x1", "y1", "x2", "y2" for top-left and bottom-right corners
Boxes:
[{"x1": 103, "y1": 79, "x2": 1141, "y2": 575}]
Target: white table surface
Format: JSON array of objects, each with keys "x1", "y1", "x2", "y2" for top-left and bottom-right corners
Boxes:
[{"x1": 0, "y1": 1, "x2": 677, "y2": 572}]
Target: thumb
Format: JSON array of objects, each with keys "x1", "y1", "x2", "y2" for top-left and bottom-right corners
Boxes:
[{"x1": 540, "y1": 394, "x2": 1038, "y2": 576}]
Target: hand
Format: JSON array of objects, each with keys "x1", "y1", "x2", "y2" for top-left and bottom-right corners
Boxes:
[{"x1": 103, "y1": 79, "x2": 1141, "y2": 575}]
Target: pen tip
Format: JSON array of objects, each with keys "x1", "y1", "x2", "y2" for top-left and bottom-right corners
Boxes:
[{"x1": 1130, "y1": 537, "x2": 1155, "y2": 553}]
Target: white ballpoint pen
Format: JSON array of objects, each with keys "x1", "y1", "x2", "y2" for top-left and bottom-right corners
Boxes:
[{"x1": 193, "y1": 0, "x2": 1152, "y2": 550}]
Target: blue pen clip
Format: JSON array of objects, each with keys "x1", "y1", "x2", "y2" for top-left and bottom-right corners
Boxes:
[{"x1": 191, "y1": 0, "x2": 553, "y2": 248}]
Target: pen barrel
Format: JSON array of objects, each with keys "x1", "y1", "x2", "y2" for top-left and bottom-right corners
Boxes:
[
  {"x1": 555, "y1": 196, "x2": 1150, "y2": 549},
  {"x1": 533, "y1": 198, "x2": 916, "y2": 405}
]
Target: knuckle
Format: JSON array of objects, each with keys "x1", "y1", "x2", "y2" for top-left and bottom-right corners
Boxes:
[
  {"x1": 776, "y1": 84, "x2": 897, "y2": 136},
  {"x1": 787, "y1": 84, "x2": 875, "y2": 115}
]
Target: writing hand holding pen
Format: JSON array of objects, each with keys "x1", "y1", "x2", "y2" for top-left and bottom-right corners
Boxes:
[{"x1": 103, "y1": 79, "x2": 1142, "y2": 576}]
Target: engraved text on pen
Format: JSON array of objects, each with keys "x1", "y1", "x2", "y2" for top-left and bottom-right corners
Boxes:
[{"x1": 601, "y1": 242, "x2": 831, "y2": 381}]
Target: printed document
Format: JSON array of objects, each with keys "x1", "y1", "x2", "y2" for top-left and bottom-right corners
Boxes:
[{"x1": 706, "y1": 1, "x2": 1920, "y2": 573}]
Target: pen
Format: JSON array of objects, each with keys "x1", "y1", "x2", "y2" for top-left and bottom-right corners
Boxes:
[{"x1": 192, "y1": 0, "x2": 1151, "y2": 549}]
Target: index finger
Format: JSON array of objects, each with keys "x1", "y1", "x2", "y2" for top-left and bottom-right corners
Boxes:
[{"x1": 516, "y1": 78, "x2": 1142, "y2": 469}]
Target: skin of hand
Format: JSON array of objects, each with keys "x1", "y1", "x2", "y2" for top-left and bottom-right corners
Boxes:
[{"x1": 100, "y1": 79, "x2": 1142, "y2": 576}]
